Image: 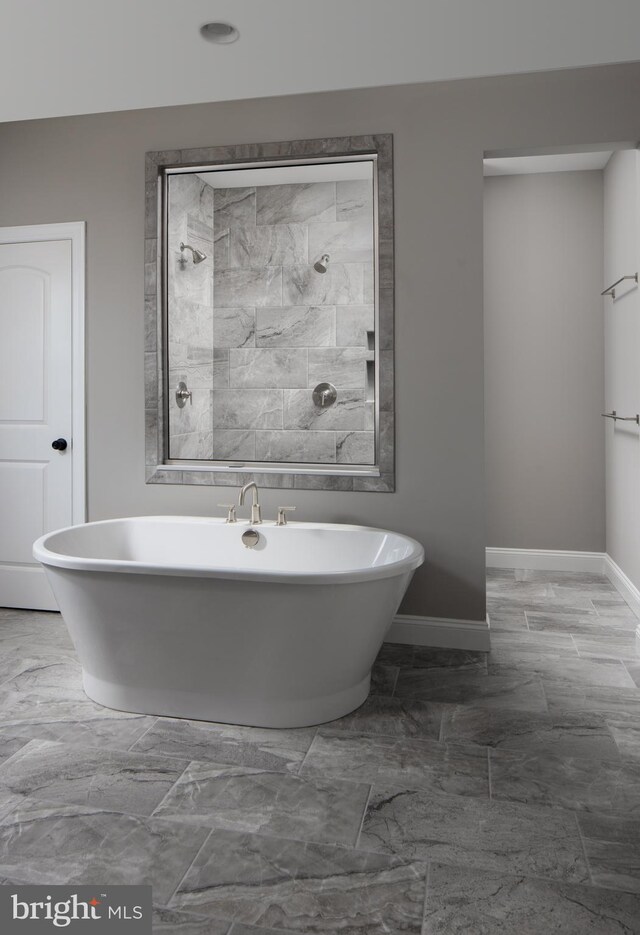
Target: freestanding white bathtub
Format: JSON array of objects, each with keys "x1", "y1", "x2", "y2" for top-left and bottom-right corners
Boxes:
[{"x1": 33, "y1": 516, "x2": 424, "y2": 728}]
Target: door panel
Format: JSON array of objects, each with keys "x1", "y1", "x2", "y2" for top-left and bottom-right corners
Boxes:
[{"x1": 0, "y1": 239, "x2": 73, "y2": 609}]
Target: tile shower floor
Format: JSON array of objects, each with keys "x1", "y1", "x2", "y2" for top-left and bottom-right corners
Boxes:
[{"x1": 0, "y1": 569, "x2": 639, "y2": 933}]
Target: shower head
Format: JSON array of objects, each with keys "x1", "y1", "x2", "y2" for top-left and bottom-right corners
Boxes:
[
  {"x1": 180, "y1": 242, "x2": 207, "y2": 265},
  {"x1": 313, "y1": 253, "x2": 330, "y2": 274}
]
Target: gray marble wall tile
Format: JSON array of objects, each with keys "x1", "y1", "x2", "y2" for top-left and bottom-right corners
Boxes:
[
  {"x1": 359, "y1": 786, "x2": 589, "y2": 883},
  {"x1": 0, "y1": 741, "x2": 189, "y2": 816},
  {"x1": 153, "y1": 762, "x2": 370, "y2": 846},
  {"x1": 336, "y1": 180, "x2": 373, "y2": 221},
  {"x1": 144, "y1": 296, "x2": 157, "y2": 352},
  {"x1": 308, "y1": 348, "x2": 367, "y2": 388},
  {"x1": 256, "y1": 183, "x2": 336, "y2": 225},
  {"x1": 171, "y1": 829, "x2": 427, "y2": 933},
  {"x1": 169, "y1": 351, "x2": 214, "y2": 390},
  {"x1": 145, "y1": 149, "x2": 182, "y2": 182},
  {"x1": 212, "y1": 348, "x2": 230, "y2": 388},
  {"x1": 131, "y1": 719, "x2": 314, "y2": 772},
  {"x1": 423, "y1": 863, "x2": 640, "y2": 934},
  {"x1": 255, "y1": 306, "x2": 335, "y2": 347},
  {"x1": 230, "y1": 224, "x2": 308, "y2": 268},
  {"x1": 284, "y1": 389, "x2": 365, "y2": 430},
  {"x1": 300, "y1": 730, "x2": 489, "y2": 798},
  {"x1": 214, "y1": 229, "x2": 230, "y2": 269},
  {"x1": 282, "y1": 263, "x2": 363, "y2": 306},
  {"x1": 336, "y1": 306, "x2": 374, "y2": 347},
  {"x1": 211, "y1": 390, "x2": 283, "y2": 429},
  {"x1": 213, "y1": 430, "x2": 256, "y2": 461},
  {"x1": 213, "y1": 307, "x2": 256, "y2": 348},
  {"x1": 255, "y1": 431, "x2": 336, "y2": 463},
  {"x1": 293, "y1": 474, "x2": 354, "y2": 490},
  {"x1": 171, "y1": 433, "x2": 214, "y2": 460},
  {"x1": 214, "y1": 188, "x2": 256, "y2": 233},
  {"x1": 144, "y1": 238, "x2": 157, "y2": 296},
  {"x1": 230, "y1": 349, "x2": 307, "y2": 389},
  {"x1": 363, "y1": 265, "x2": 375, "y2": 305},
  {"x1": 336, "y1": 431, "x2": 375, "y2": 464},
  {"x1": 169, "y1": 389, "x2": 212, "y2": 437},
  {"x1": 308, "y1": 221, "x2": 373, "y2": 264},
  {"x1": 215, "y1": 268, "x2": 282, "y2": 308},
  {"x1": 170, "y1": 251, "x2": 212, "y2": 306},
  {"x1": 0, "y1": 800, "x2": 210, "y2": 905},
  {"x1": 170, "y1": 301, "x2": 214, "y2": 348}
]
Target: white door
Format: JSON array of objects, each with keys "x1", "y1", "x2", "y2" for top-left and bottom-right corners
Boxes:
[{"x1": 0, "y1": 236, "x2": 80, "y2": 610}]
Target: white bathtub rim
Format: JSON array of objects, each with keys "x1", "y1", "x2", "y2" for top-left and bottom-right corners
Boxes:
[{"x1": 34, "y1": 515, "x2": 425, "y2": 586}]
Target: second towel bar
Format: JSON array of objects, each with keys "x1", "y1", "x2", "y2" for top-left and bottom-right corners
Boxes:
[{"x1": 602, "y1": 410, "x2": 640, "y2": 425}]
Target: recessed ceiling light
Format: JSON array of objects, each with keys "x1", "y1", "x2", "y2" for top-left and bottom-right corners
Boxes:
[{"x1": 200, "y1": 22, "x2": 240, "y2": 44}]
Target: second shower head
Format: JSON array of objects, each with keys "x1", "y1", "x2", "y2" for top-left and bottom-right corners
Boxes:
[
  {"x1": 313, "y1": 253, "x2": 330, "y2": 274},
  {"x1": 180, "y1": 242, "x2": 207, "y2": 265}
]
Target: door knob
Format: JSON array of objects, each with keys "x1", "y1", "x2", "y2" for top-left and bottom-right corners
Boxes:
[{"x1": 52, "y1": 438, "x2": 68, "y2": 451}]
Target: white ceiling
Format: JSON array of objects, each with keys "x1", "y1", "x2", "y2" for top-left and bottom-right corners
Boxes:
[
  {"x1": 2, "y1": 1, "x2": 640, "y2": 124},
  {"x1": 484, "y1": 151, "x2": 615, "y2": 176}
]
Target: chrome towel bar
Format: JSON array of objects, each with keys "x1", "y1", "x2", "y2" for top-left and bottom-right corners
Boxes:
[
  {"x1": 601, "y1": 273, "x2": 638, "y2": 298},
  {"x1": 602, "y1": 410, "x2": 640, "y2": 425}
]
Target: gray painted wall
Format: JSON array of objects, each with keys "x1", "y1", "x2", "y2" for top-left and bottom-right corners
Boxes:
[
  {"x1": 484, "y1": 171, "x2": 605, "y2": 551},
  {"x1": 604, "y1": 150, "x2": 640, "y2": 587},
  {"x1": 1, "y1": 64, "x2": 640, "y2": 620}
]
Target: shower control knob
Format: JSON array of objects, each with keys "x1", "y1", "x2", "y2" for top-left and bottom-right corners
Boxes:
[{"x1": 51, "y1": 438, "x2": 68, "y2": 451}]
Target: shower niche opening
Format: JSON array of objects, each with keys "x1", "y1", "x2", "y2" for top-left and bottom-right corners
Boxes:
[{"x1": 145, "y1": 134, "x2": 395, "y2": 492}]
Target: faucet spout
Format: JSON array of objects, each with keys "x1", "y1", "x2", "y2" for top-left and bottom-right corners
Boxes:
[{"x1": 238, "y1": 482, "x2": 262, "y2": 524}]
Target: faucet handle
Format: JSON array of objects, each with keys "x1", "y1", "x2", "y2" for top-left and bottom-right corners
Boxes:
[
  {"x1": 218, "y1": 504, "x2": 237, "y2": 524},
  {"x1": 276, "y1": 506, "x2": 296, "y2": 526}
]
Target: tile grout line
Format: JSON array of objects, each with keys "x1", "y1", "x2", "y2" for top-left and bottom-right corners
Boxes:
[
  {"x1": 572, "y1": 809, "x2": 596, "y2": 887},
  {"x1": 487, "y1": 748, "x2": 493, "y2": 800},
  {"x1": 125, "y1": 717, "x2": 160, "y2": 753},
  {"x1": 353, "y1": 782, "x2": 373, "y2": 850},
  {"x1": 163, "y1": 826, "x2": 217, "y2": 911}
]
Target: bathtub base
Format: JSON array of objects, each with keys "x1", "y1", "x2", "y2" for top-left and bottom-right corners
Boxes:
[{"x1": 83, "y1": 671, "x2": 371, "y2": 729}]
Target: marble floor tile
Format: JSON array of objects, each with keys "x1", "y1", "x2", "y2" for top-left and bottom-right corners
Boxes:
[
  {"x1": 514, "y1": 570, "x2": 612, "y2": 587},
  {"x1": 0, "y1": 799, "x2": 210, "y2": 905},
  {"x1": 487, "y1": 611, "x2": 529, "y2": 631},
  {"x1": 486, "y1": 581, "x2": 556, "y2": 600},
  {"x1": 0, "y1": 740, "x2": 188, "y2": 816},
  {"x1": 488, "y1": 594, "x2": 596, "y2": 615},
  {"x1": 358, "y1": 786, "x2": 588, "y2": 882},
  {"x1": 153, "y1": 762, "x2": 369, "y2": 846},
  {"x1": 578, "y1": 812, "x2": 640, "y2": 894},
  {"x1": 0, "y1": 735, "x2": 31, "y2": 767},
  {"x1": 0, "y1": 684, "x2": 147, "y2": 731},
  {"x1": 374, "y1": 642, "x2": 416, "y2": 667},
  {"x1": 328, "y1": 695, "x2": 445, "y2": 739},
  {"x1": 422, "y1": 862, "x2": 640, "y2": 934},
  {"x1": 543, "y1": 682, "x2": 640, "y2": 723},
  {"x1": 626, "y1": 662, "x2": 640, "y2": 688},
  {"x1": 574, "y1": 633, "x2": 640, "y2": 660},
  {"x1": 0, "y1": 715, "x2": 155, "y2": 752},
  {"x1": 488, "y1": 653, "x2": 636, "y2": 688},
  {"x1": 130, "y1": 719, "x2": 315, "y2": 772},
  {"x1": 552, "y1": 585, "x2": 621, "y2": 601},
  {"x1": 230, "y1": 924, "x2": 289, "y2": 935},
  {"x1": 370, "y1": 664, "x2": 399, "y2": 695},
  {"x1": 592, "y1": 599, "x2": 636, "y2": 618},
  {"x1": 409, "y1": 648, "x2": 488, "y2": 672},
  {"x1": 490, "y1": 747, "x2": 640, "y2": 815},
  {"x1": 606, "y1": 720, "x2": 640, "y2": 760},
  {"x1": 394, "y1": 670, "x2": 548, "y2": 713},
  {"x1": 153, "y1": 906, "x2": 232, "y2": 935},
  {"x1": 299, "y1": 730, "x2": 489, "y2": 797},
  {"x1": 526, "y1": 612, "x2": 638, "y2": 635},
  {"x1": 440, "y1": 707, "x2": 619, "y2": 759},
  {"x1": 171, "y1": 828, "x2": 427, "y2": 934},
  {"x1": 0, "y1": 652, "x2": 82, "y2": 693},
  {"x1": 488, "y1": 630, "x2": 577, "y2": 655}
]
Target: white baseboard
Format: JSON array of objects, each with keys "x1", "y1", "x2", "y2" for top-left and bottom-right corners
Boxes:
[
  {"x1": 486, "y1": 547, "x2": 605, "y2": 574},
  {"x1": 389, "y1": 614, "x2": 491, "y2": 651},
  {"x1": 603, "y1": 554, "x2": 640, "y2": 626}
]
